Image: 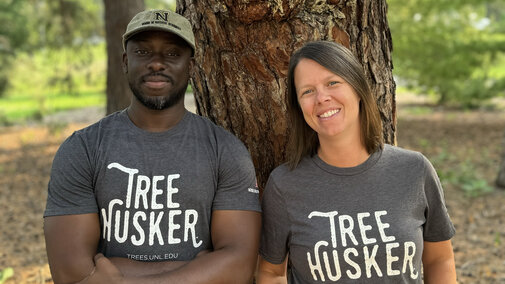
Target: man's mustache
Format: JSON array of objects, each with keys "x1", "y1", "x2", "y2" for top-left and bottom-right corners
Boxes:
[{"x1": 142, "y1": 72, "x2": 173, "y2": 83}]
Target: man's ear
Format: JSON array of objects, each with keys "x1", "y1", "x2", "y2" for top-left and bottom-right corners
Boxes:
[{"x1": 122, "y1": 52, "x2": 128, "y2": 74}]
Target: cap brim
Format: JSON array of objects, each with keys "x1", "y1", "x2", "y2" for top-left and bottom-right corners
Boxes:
[{"x1": 122, "y1": 26, "x2": 195, "y2": 52}]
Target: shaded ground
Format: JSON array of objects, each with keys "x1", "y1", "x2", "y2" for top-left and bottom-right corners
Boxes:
[
  {"x1": 396, "y1": 96, "x2": 505, "y2": 283},
  {"x1": 1, "y1": 94, "x2": 504, "y2": 283}
]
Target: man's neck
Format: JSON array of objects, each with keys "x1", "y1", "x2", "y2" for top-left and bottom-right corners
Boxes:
[{"x1": 126, "y1": 99, "x2": 186, "y2": 132}]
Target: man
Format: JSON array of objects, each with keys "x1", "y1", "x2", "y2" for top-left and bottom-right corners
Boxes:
[{"x1": 44, "y1": 9, "x2": 261, "y2": 283}]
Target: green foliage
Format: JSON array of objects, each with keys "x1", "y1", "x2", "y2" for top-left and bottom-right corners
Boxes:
[
  {"x1": 0, "y1": 0, "x2": 104, "y2": 97},
  {"x1": 495, "y1": 232, "x2": 502, "y2": 247},
  {"x1": 0, "y1": 0, "x2": 31, "y2": 96},
  {"x1": 10, "y1": 44, "x2": 106, "y2": 95},
  {"x1": 424, "y1": 143, "x2": 495, "y2": 197},
  {"x1": 445, "y1": 161, "x2": 494, "y2": 197},
  {"x1": 388, "y1": 0, "x2": 505, "y2": 107},
  {"x1": 0, "y1": 1, "x2": 30, "y2": 52},
  {"x1": 39, "y1": 0, "x2": 103, "y2": 48},
  {"x1": 146, "y1": 0, "x2": 175, "y2": 10},
  {"x1": 0, "y1": 41, "x2": 106, "y2": 124},
  {"x1": 6, "y1": 0, "x2": 104, "y2": 51},
  {"x1": 0, "y1": 267, "x2": 14, "y2": 284}
]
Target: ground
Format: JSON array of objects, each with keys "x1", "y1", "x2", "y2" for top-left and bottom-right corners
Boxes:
[{"x1": 0, "y1": 94, "x2": 504, "y2": 283}]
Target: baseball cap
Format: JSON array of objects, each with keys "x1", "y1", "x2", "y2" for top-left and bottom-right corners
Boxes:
[{"x1": 122, "y1": 9, "x2": 195, "y2": 52}]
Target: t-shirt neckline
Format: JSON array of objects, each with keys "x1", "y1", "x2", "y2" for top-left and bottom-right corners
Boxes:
[
  {"x1": 119, "y1": 109, "x2": 192, "y2": 138},
  {"x1": 311, "y1": 146, "x2": 384, "y2": 176}
]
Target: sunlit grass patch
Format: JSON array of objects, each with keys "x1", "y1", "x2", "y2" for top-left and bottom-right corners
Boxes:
[{"x1": 0, "y1": 90, "x2": 104, "y2": 125}]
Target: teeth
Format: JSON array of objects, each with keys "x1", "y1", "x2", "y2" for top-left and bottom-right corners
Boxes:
[{"x1": 319, "y1": 109, "x2": 340, "y2": 118}]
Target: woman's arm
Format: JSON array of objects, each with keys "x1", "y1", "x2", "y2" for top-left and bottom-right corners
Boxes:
[
  {"x1": 256, "y1": 255, "x2": 288, "y2": 284},
  {"x1": 422, "y1": 240, "x2": 457, "y2": 284}
]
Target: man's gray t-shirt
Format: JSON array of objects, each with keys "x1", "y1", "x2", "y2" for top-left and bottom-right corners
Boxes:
[
  {"x1": 45, "y1": 110, "x2": 260, "y2": 261},
  {"x1": 260, "y1": 145, "x2": 455, "y2": 283}
]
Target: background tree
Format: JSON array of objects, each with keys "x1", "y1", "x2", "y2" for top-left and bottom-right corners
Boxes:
[
  {"x1": 388, "y1": 0, "x2": 505, "y2": 108},
  {"x1": 178, "y1": 0, "x2": 396, "y2": 189},
  {"x1": 0, "y1": 0, "x2": 29, "y2": 96},
  {"x1": 103, "y1": 0, "x2": 144, "y2": 114}
]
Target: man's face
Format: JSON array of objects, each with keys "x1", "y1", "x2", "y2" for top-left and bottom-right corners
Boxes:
[{"x1": 123, "y1": 30, "x2": 193, "y2": 110}]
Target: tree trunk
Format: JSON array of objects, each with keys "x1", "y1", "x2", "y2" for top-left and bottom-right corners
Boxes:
[
  {"x1": 496, "y1": 132, "x2": 505, "y2": 188},
  {"x1": 103, "y1": 0, "x2": 144, "y2": 115},
  {"x1": 178, "y1": 0, "x2": 396, "y2": 190}
]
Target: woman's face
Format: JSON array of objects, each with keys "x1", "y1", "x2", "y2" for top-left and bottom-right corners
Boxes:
[{"x1": 294, "y1": 58, "x2": 361, "y2": 143}]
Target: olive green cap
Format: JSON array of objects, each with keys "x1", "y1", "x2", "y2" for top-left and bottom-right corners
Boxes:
[{"x1": 122, "y1": 9, "x2": 195, "y2": 52}]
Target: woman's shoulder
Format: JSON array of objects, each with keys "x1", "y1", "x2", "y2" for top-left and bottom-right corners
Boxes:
[
  {"x1": 268, "y1": 156, "x2": 316, "y2": 182},
  {"x1": 264, "y1": 161, "x2": 309, "y2": 197},
  {"x1": 381, "y1": 144, "x2": 429, "y2": 169},
  {"x1": 383, "y1": 144, "x2": 425, "y2": 159},
  {"x1": 269, "y1": 162, "x2": 292, "y2": 180}
]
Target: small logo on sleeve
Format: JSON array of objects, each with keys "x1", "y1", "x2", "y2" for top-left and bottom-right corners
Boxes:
[
  {"x1": 248, "y1": 187, "x2": 260, "y2": 194},
  {"x1": 248, "y1": 180, "x2": 260, "y2": 194}
]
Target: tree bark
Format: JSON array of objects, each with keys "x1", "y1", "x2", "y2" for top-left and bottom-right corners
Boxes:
[
  {"x1": 178, "y1": 0, "x2": 396, "y2": 190},
  {"x1": 496, "y1": 132, "x2": 505, "y2": 188},
  {"x1": 103, "y1": 0, "x2": 144, "y2": 115}
]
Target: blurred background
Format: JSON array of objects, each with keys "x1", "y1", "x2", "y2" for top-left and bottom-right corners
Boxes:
[
  {"x1": 0, "y1": 0, "x2": 504, "y2": 283},
  {"x1": 0, "y1": 0, "x2": 177, "y2": 124},
  {"x1": 0, "y1": 0, "x2": 504, "y2": 124}
]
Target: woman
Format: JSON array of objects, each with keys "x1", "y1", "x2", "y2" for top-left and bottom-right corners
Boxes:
[{"x1": 257, "y1": 41, "x2": 456, "y2": 283}]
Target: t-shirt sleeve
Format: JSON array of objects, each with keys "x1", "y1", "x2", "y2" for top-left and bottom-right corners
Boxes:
[
  {"x1": 421, "y1": 155, "x2": 456, "y2": 241},
  {"x1": 259, "y1": 174, "x2": 290, "y2": 264},
  {"x1": 212, "y1": 134, "x2": 261, "y2": 212},
  {"x1": 44, "y1": 132, "x2": 98, "y2": 217}
]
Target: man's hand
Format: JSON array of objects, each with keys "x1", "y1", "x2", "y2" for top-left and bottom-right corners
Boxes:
[{"x1": 86, "y1": 254, "x2": 124, "y2": 284}]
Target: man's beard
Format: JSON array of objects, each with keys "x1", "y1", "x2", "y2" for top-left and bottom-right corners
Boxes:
[{"x1": 129, "y1": 77, "x2": 188, "y2": 110}]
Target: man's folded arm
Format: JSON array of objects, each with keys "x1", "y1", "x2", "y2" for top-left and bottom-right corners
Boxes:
[
  {"x1": 90, "y1": 209, "x2": 261, "y2": 284},
  {"x1": 44, "y1": 213, "x2": 100, "y2": 284},
  {"x1": 46, "y1": 209, "x2": 261, "y2": 284}
]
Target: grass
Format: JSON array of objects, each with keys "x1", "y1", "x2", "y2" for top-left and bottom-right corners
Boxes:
[
  {"x1": 0, "y1": 267, "x2": 13, "y2": 284},
  {"x1": 0, "y1": 90, "x2": 104, "y2": 125}
]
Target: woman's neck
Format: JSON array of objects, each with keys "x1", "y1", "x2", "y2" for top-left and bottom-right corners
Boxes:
[{"x1": 317, "y1": 135, "x2": 370, "y2": 168}]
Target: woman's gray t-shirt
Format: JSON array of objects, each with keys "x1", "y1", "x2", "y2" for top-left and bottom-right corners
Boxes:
[{"x1": 260, "y1": 145, "x2": 455, "y2": 283}]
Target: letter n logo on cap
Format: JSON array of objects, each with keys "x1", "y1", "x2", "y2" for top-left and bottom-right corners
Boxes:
[{"x1": 156, "y1": 12, "x2": 169, "y2": 21}]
